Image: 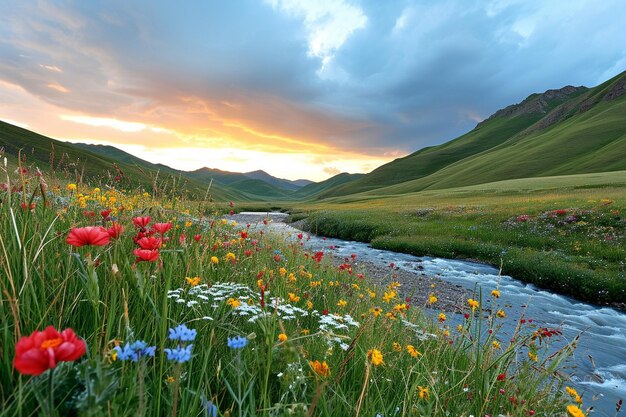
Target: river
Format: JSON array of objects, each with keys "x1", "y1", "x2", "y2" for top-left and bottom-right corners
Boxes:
[{"x1": 233, "y1": 212, "x2": 626, "y2": 416}]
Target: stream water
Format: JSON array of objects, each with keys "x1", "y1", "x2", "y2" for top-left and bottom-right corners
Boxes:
[{"x1": 235, "y1": 212, "x2": 625, "y2": 415}]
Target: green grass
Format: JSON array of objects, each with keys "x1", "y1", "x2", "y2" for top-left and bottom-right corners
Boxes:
[
  {"x1": 0, "y1": 165, "x2": 579, "y2": 416},
  {"x1": 291, "y1": 171, "x2": 626, "y2": 307}
]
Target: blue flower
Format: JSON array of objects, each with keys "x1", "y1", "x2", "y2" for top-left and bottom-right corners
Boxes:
[
  {"x1": 164, "y1": 345, "x2": 193, "y2": 363},
  {"x1": 168, "y1": 324, "x2": 197, "y2": 342},
  {"x1": 114, "y1": 340, "x2": 156, "y2": 361},
  {"x1": 227, "y1": 336, "x2": 248, "y2": 349}
]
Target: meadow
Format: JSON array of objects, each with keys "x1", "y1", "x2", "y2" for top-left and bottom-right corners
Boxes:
[
  {"x1": 0, "y1": 160, "x2": 589, "y2": 416},
  {"x1": 290, "y1": 172, "x2": 626, "y2": 309}
]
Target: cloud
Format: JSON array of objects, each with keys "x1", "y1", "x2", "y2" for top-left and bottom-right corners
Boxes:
[
  {"x1": 1, "y1": 0, "x2": 625, "y2": 180},
  {"x1": 323, "y1": 166, "x2": 341, "y2": 176}
]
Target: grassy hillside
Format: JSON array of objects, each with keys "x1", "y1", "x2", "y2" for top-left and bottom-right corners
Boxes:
[
  {"x1": 293, "y1": 172, "x2": 364, "y2": 199},
  {"x1": 0, "y1": 121, "x2": 245, "y2": 201},
  {"x1": 318, "y1": 86, "x2": 588, "y2": 198},
  {"x1": 367, "y1": 71, "x2": 626, "y2": 196}
]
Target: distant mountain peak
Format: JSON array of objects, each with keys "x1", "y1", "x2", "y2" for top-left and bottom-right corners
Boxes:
[{"x1": 478, "y1": 85, "x2": 587, "y2": 127}]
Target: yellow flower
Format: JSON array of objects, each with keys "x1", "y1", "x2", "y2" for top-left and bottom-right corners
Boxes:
[
  {"x1": 367, "y1": 349, "x2": 384, "y2": 366},
  {"x1": 496, "y1": 310, "x2": 506, "y2": 318},
  {"x1": 278, "y1": 333, "x2": 288, "y2": 342},
  {"x1": 392, "y1": 342, "x2": 402, "y2": 352},
  {"x1": 467, "y1": 298, "x2": 479, "y2": 310},
  {"x1": 211, "y1": 256, "x2": 219, "y2": 264},
  {"x1": 442, "y1": 329, "x2": 450, "y2": 338},
  {"x1": 93, "y1": 187, "x2": 100, "y2": 193},
  {"x1": 406, "y1": 345, "x2": 421, "y2": 358},
  {"x1": 428, "y1": 294, "x2": 438, "y2": 305},
  {"x1": 186, "y1": 276, "x2": 201, "y2": 286},
  {"x1": 417, "y1": 386, "x2": 429, "y2": 400},
  {"x1": 367, "y1": 289, "x2": 376, "y2": 298},
  {"x1": 288, "y1": 293, "x2": 300, "y2": 303},
  {"x1": 226, "y1": 298, "x2": 240, "y2": 309},
  {"x1": 225, "y1": 252, "x2": 236, "y2": 262},
  {"x1": 438, "y1": 312, "x2": 446, "y2": 322},
  {"x1": 370, "y1": 307, "x2": 382, "y2": 317},
  {"x1": 279, "y1": 267, "x2": 287, "y2": 277},
  {"x1": 385, "y1": 312, "x2": 396, "y2": 320},
  {"x1": 457, "y1": 324, "x2": 464, "y2": 332},
  {"x1": 566, "y1": 404, "x2": 585, "y2": 417},
  {"x1": 491, "y1": 289, "x2": 501, "y2": 298},
  {"x1": 306, "y1": 300, "x2": 313, "y2": 310},
  {"x1": 288, "y1": 273, "x2": 297, "y2": 283},
  {"x1": 351, "y1": 283, "x2": 360, "y2": 290},
  {"x1": 301, "y1": 329, "x2": 310, "y2": 335},
  {"x1": 67, "y1": 183, "x2": 77, "y2": 191},
  {"x1": 566, "y1": 386, "x2": 583, "y2": 404},
  {"x1": 492, "y1": 340, "x2": 501, "y2": 349},
  {"x1": 309, "y1": 360, "x2": 331, "y2": 378},
  {"x1": 382, "y1": 290, "x2": 396, "y2": 303},
  {"x1": 166, "y1": 376, "x2": 176, "y2": 383},
  {"x1": 528, "y1": 351, "x2": 538, "y2": 362},
  {"x1": 185, "y1": 221, "x2": 193, "y2": 227},
  {"x1": 337, "y1": 299, "x2": 347, "y2": 307}
]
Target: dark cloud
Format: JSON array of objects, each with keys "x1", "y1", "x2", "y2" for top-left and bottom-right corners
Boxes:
[{"x1": 1, "y1": 0, "x2": 625, "y2": 156}]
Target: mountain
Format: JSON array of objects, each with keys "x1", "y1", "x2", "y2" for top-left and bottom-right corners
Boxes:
[
  {"x1": 293, "y1": 172, "x2": 365, "y2": 199},
  {"x1": 242, "y1": 170, "x2": 311, "y2": 191},
  {"x1": 0, "y1": 121, "x2": 247, "y2": 201},
  {"x1": 320, "y1": 70, "x2": 626, "y2": 198}
]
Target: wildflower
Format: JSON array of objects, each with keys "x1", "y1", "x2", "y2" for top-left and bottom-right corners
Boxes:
[
  {"x1": 225, "y1": 252, "x2": 236, "y2": 262},
  {"x1": 288, "y1": 293, "x2": 300, "y2": 303},
  {"x1": 492, "y1": 341, "x2": 501, "y2": 349},
  {"x1": 211, "y1": 256, "x2": 219, "y2": 264},
  {"x1": 393, "y1": 303, "x2": 408, "y2": 312},
  {"x1": 406, "y1": 345, "x2": 421, "y2": 357},
  {"x1": 136, "y1": 236, "x2": 163, "y2": 250},
  {"x1": 417, "y1": 386, "x2": 429, "y2": 400},
  {"x1": 227, "y1": 336, "x2": 248, "y2": 349},
  {"x1": 428, "y1": 294, "x2": 438, "y2": 305},
  {"x1": 367, "y1": 349, "x2": 384, "y2": 366},
  {"x1": 382, "y1": 290, "x2": 396, "y2": 303},
  {"x1": 528, "y1": 351, "x2": 538, "y2": 362},
  {"x1": 153, "y1": 222, "x2": 172, "y2": 234},
  {"x1": 367, "y1": 289, "x2": 376, "y2": 298},
  {"x1": 67, "y1": 183, "x2": 77, "y2": 191},
  {"x1": 385, "y1": 312, "x2": 396, "y2": 320},
  {"x1": 566, "y1": 386, "x2": 583, "y2": 404},
  {"x1": 278, "y1": 333, "x2": 288, "y2": 342},
  {"x1": 438, "y1": 312, "x2": 446, "y2": 322},
  {"x1": 132, "y1": 216, "x2": 152, "y2": 229},
  {"x1": 107, "y1": 222, "x2": 124, "y2": 239},
  {"x1": 392, "y1": 342, "x2": 402, "y2": 352},
  {"x1": 168, "y1": 324, "x2": 197, "y2": 342},
  {"x1": 186, "y1": 277, "x2": 201, "y2": 286},
  {"x1": 13, "y1": 326, "x2": 86, "y2": 375},
  {"x1": 134, "y1": 249, "x2": 159, "y2": 263},
  {"x1": 337, "y1": 299, "x2": 347, "y2": 308},
  {"x1": 114, "y1": 340, "x2": 156, "y2": 361},
  {"x1": 306, "y1": 300, "x2": 313, "y2": 310},
  {"x1": 166, "y1": 376, "x2": 175, "y2": 383},
  {"x1": 491, "y1": 289, "x2": 501, "y2": 298},
  {"x1": 496, "y1": 310, "x2": 506, "y2": 318},
  {"x1": 301, "y1": 329, "x2": 310, "y2": 335},
  {"x1": 566, "y1": 404, "x2": 585, "y2": 417},
  {"x1": 467, "y1": 298, "x2": 479, "y2": 310},
  {"x1": 164, "y1": 345, "x2": 193, "y2": 363},
  {"x1": 66, "y1": 226, "x2": 111, "y2": 247},
  {"x1": 309, "y1": 360, "x2": 331, "y2": 378},
  {"x1": 226, "y1": 298, "x2": 240, "y2": 309},
  {"x1": 497, "y1": 373, "x2": 506, "y2": 381}
]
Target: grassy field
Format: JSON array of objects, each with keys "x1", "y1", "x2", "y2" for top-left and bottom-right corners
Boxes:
[
  {"x1": 0, "y1": 161, "x2": 584, "y2": 416},
  {"x1": 289, "y1": 171, "x2": 626, "y2": 308}
]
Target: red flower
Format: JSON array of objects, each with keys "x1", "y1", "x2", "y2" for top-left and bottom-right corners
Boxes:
[
  {"x1": 133, "y1": 248, "x2": 159, "y2": 262},
  {"x1": 14, "y1": 326, "x2": 86, "y2": 375},
  {"x1": 152, "y1": 222, "x2": 172, "y2": 234},
  {"x1": 132, "y1": 216, "x2": 151, "y2": 229},
  {"x1": 497, "y1": 373, "x2": 506, "y2": 381},
  {"x1": 100, "y1": 209, "x2": 112, "y2": 218},
  {"x1": 66, "y1": 226, "x2": 110, "y2": 247},
  {"x1": 136, "y1": 236, "x2": 162, "y2": 250},
  {"x1": 107, "y1": 222, "x2": 124, "y2": 239},
  {"x1": 193, "y1": 234, "x2": 201, "y2": 242}
]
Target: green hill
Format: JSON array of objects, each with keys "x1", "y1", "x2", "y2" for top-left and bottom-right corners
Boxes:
[
  {"x1": 0, "y1": 121, "x2": 246, "y2": 201},
  {"x1": 293, "y1": 172, "x2": 364, "y2": 199},
  {"x1": 364, "y1": 70, "x2": 626, "y2": 196}
]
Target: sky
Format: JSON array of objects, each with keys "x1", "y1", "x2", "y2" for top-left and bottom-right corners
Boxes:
[{"x1": 1, "y1": 1, "x2": 625, "y2": 181}]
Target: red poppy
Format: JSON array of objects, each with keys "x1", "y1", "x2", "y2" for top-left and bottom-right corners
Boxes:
[
  {"x1": 193, "y1": 234, "x2": 201, "y2": 242},
  {"x1": 66, "y1": 226, "x2": 111, "y2": 247},
  {"x1": 132, "y1": 216, "x2": 151, "y2": 229},
  {"x1": 100, "y1": 209, "x2": 112, "y2": 218},
  {"x1": 107, "y1": 222, "x2": 124, "y2": 239},
  {"x1": 497, "y1": 373, "x2": 506, "y2": 381},
  {"x1": 13, "y1": 326, "x2": 86, "y2": 376},
  {"x1": 136, "y1": 236, "x2": 162, "y2": 250},
  {"x1": 152, "y1": 222, "x2": 172, "y2": 234},
  {"x1": 133, "y1": 248, "x2": 159, "y2": 262}
]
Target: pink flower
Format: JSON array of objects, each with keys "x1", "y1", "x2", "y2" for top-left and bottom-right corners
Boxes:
[{"x1": 66, "y1": 226, "x2": 110, "y2": 247}]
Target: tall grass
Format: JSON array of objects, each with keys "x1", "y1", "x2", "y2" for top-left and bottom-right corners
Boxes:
[{"x1": 0, "y1": 163, "x2": 581, "y2": 416}]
